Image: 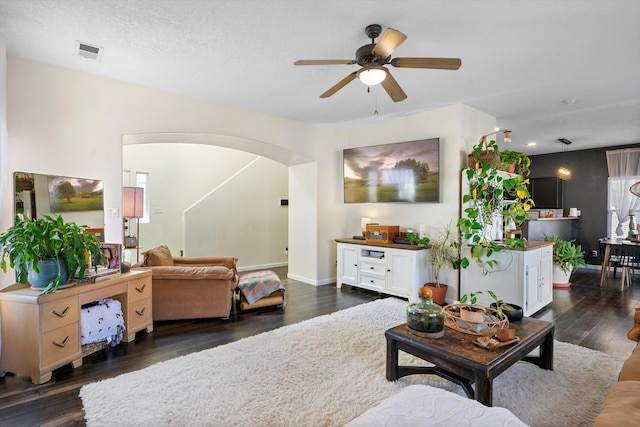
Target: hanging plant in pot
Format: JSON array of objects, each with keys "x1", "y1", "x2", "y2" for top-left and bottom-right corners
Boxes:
[
  {"x1": 413, "y1": 223, "x2": 461, "y2": 306},
  {"x1": 458, "y1": 140, "x2": 534, "y2": 273},
  {"x1": 543, "y1": 234, "x2": 586, "y2": 287},
  {"x1": 0, "y1": 215, "x2": 102, "y2": 294}
]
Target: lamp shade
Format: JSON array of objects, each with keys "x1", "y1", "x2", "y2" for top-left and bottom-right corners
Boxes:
[
  {"x1": 123, "y1": 187, "x2": 144, "y2": 218},
  {"x1": 358, "y1": 66, "x2": 387, "y2": 86}
]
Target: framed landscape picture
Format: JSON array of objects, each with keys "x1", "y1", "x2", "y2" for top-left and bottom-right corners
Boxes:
[
  {"x1": 48, "y1": 175, "x2": 104, "y2": 212},
  {"x1": 343, "y1": 138, "x2": 440, "y2": 203}
]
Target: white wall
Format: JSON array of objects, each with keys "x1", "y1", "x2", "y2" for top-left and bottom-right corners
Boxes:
[
  {"x1": 184, "y1": 156, "x2": 289, "y2": 269},
  {"x1": 1, "y1": 56, "x2": 342, "y2": 288},
  {"x1": 2, "y1": 56, "x2": 496, "y2": 299},
  {"x1": 342, "y1": 105, "x2": 496, "y2": 300},
  {"x1": 123, "y1": 143, "x2": 288, "y2": 268}
]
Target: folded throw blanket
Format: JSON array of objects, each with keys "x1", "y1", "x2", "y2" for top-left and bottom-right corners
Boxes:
[
  {"x1": 238, "y1": 270, "x2": 285, "y2": 305},
  {"x1": 81, "y1": 298, "x2": 126, "y2": 346}
]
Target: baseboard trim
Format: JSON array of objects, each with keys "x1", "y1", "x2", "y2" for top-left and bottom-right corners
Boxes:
[
  {"x1": 237, "y1": 262, "x2": 288, "y2": 272},
  {"x1": 286, "y1": 272, "x2": 334, "y2": 287}
]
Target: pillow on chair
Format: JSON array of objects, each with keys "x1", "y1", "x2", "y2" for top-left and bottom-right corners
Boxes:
[{"x1": 143, "y1": 245, "x2": 174, "y2": 266}]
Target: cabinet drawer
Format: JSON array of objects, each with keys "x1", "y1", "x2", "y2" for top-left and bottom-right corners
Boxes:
[
  {"x1": 359, "y1": 274, "x2": 386, "y2": 291},
  {"x1": 41, "y1": 322, "x2": 80, "y2": 366},
  {"x1": 128, "y1": 278, "x2": 152, "y2": 302},
  {"x1": 541, "y1": 245, "x2": 553, "y2": 259},
  {"x1": 127, "y1": 298, "x2": 152, "y2": 331},
  {"x1": 41, "y1": 296, "x2": 79, "y2": 333},
  {"x1": 360, "y1": 260, "x2": 386, "y2": 275}
]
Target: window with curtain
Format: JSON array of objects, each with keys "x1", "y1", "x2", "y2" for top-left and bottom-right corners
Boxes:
[
  {"x1": 608, "y1": 176, "x2": 640, "y2": 237},
  {"x1": 606, "y1": 148, "x2": 640, "y2": 237}
]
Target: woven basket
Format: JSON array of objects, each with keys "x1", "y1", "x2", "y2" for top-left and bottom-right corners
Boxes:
[
  {"x1": 443, "y1": 303, "x2": 509, "y2": 336},
  {"x1": 467, "y1": 150, "x2": 500, "y2": 170}
]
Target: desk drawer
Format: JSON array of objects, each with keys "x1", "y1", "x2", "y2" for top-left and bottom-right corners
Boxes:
[
  {"x1": 41, "y1": 296, "x2": 79, "y2": 333},
  {"x1": 127, "y1": 298, "x2": 152, "y2": 332},
  {"x1": 128, "y1": 278, "x2": 152, "y2": 303},
  {"x1": 41, "y1": 322, "x2": 80, "y2": 366}
]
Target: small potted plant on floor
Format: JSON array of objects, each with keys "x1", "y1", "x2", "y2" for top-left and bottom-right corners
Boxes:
[
  {"x1": 544, "y1": 234, "x2": 586, "y2": 287},
  {"x1": 0, "y1": 214, "x2": 102, "y2": 294}
]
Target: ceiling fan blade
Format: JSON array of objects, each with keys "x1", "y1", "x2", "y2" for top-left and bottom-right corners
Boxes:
[
  {"x1": 380, "y1": 72, "x2": 407, "y2": 102},
  {"x1": 372, "y1": 28, "x2": 407, "y2": 58},
  {"x1": 320, "y1": 72, "x2": 358, "y2": 98},
  {"x1": 391, "y1": 57, "x2": 462, "y2": 70},
  {"x1": 294, "y1": 59, "x2": 355, "y2": 66}
]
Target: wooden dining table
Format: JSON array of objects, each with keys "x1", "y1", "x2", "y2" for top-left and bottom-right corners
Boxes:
[{"x1": 600, "y1": 237, "x2": 623, "y2": 286}]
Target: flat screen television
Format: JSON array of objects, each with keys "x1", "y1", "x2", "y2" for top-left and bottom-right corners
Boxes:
[
  {"x1": 530, "y1": 177, "x2": 563, "y2": 209},
  {"x1": 343, "y1": 138, "x2": 440, "y2": 203}
]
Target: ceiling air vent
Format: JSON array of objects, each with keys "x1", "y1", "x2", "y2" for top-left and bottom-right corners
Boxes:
[{"x1": 75, "y1": 41, "x2": 103, "y2": 61}]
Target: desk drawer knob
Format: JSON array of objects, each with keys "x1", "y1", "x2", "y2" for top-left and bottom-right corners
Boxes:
[
  {"x1": 136, "y1": 307, "x2": 146, "y2": 316},
  {"x1": 135, "y1": 284, "x2": 146, "y2": 293},
  {"x1": 53, "y1": 307, "x2": 70, "y2": 318},
  {"x1": 53, "y1": 336, "x2": 69, "y2": 348}
]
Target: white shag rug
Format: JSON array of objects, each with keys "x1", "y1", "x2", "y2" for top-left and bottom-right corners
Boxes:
[{"x1": 80, "y1": 298, "x2": 624, "y2": 427}]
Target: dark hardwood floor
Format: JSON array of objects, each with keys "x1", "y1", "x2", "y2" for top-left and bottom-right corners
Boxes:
[{"x1": 1, "y1": 266, "x2": 638, "y2": 426}]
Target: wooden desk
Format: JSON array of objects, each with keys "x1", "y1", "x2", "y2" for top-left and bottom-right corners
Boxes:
[{"x1": 0, "y1": 270, "x2": 152, "y2": 384}]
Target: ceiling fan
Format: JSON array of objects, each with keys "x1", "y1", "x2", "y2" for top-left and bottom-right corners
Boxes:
[{"x1": 294, "y1": 24, "x2": 462, "y2": 102}]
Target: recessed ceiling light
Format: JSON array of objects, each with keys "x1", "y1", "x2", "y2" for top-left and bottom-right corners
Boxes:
[{"x1": 527, "y1": 142, "x2": 537, "y2": 146}]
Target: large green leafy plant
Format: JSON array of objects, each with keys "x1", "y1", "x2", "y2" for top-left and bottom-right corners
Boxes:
[
  {"x1": 0, "y1": 215, "x2": 102, "y2": 293},
  {"x1": 544, "y1": 234, "x2": 586, "y2": 274},
  {"x1": 457, "y1": 140, "x2": 534, "y2": 272}
]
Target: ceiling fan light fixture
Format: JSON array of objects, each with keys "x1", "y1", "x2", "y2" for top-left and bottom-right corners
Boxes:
[{"x1": 358, "y1": 66, "x2": 387, "y2": 86}]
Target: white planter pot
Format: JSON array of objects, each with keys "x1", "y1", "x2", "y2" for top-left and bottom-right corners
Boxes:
[{"x1": 553, "y1": 263, "x2": 573, "y2": 286}]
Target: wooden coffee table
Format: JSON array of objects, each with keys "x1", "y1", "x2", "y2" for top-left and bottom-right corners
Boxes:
[{"x1": 385, "y1": 316, "x2": 554, "y2": 406}]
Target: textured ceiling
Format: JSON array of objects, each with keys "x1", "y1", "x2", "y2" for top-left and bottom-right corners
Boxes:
[{"x1": 1, "y1": 0, "x2": 639, "y2": 155}]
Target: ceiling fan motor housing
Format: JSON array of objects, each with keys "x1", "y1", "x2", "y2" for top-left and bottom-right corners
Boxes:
[{"x1": 356, "y1": 44, "x2": 388, "y2": 66}]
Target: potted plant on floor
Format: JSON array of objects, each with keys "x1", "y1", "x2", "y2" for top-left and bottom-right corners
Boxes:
[
  {"x1": 544, "y1": 234, "x2": 586, "y2": 287},
  {"x1": 422, "y1": 223, "x2": 461, "y2": 305},
  {"x1": 0, "y1": 214, "x2": 102, "y2": 294}
]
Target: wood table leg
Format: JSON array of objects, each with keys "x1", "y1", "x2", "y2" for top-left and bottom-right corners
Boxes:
[
  {"x1": 474, "y1": 372, "x2": 493, "y2": 407},
  {"x1": 600, "y1": 245, "x2": 611, "y2": 287},
  {"x1": 386, "y1": 334, "x2": 399, "y2": 381},
  {"x1": 540, "y1": 329, "x2": 554, "y2": 370}
]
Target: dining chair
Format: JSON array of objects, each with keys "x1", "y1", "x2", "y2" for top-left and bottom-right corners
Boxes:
[
  {"x1": 619, "y1": 242, "x2": 640, "y2": 290},
  {"x1": 599, "y1": 237, "x2": 621, "y2": 279}
]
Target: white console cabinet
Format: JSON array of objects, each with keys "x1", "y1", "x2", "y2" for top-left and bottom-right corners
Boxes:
[
  {"x1": 336, "y1": 239, "x2": 430, "y2": 302},
  {"x1": 460, "y1": 242, "x2": 553, "y2": 316}
]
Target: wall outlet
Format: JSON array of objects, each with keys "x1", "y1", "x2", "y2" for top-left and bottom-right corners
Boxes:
[{"x1": 591, "y1": 250, "x2": 598, "y2": 257}]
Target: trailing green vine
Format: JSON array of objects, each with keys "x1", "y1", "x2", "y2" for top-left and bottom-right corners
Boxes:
[{"x1": 457, "y1": 140, "x2": 534, "y2": 272}]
